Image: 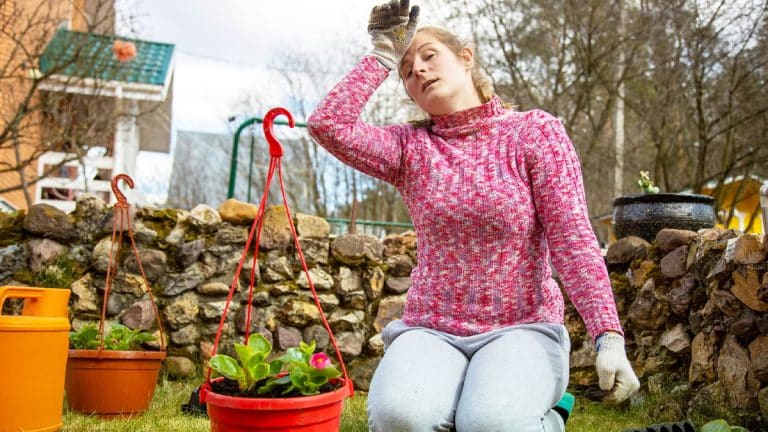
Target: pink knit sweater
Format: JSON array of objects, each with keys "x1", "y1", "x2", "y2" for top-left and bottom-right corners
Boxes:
[{"x1": 308, "y1": 56, "x2": 622, "y2": 340}]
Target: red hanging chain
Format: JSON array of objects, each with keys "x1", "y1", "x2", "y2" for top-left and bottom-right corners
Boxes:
[
  {"x1": 98, "y1": 174, "x2": 166, "y2": 355},
  {"x1": 205, "y1": 107, "x2": 352, "y2": 395}
]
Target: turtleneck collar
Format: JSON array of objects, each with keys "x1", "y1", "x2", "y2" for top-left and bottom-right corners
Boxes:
[{"x1": 429, "y1": 95, "x2": 507, "y2": 137}]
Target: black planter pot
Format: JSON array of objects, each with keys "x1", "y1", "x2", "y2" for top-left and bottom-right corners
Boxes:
[
  {"x1": 612, "y1": 193, "x2": 716, "y2": 243},
  {"x1": 622, "y1": 420, "x2": 696, "y2": 432}
]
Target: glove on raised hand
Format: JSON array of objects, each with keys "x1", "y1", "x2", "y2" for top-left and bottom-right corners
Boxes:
[
  {"x1": 595, "y1": 332, "x2": 640, "y2": 404},
  {"x1": 368, "y1": 0, "x2": 420, "y2": 70}
]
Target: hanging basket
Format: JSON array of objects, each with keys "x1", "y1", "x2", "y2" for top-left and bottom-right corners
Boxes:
[
  {"x1": 200, "y1": 107, "x2": 353, "y2": 432},
  {"x1": 65, "y1": 175, "x2": 167, "y2": 417}
]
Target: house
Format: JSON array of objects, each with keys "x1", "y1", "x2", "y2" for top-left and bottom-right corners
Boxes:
[
  {"x1": 699, "y1": 175, "x2": 765, "y2": 234},
  {"x1": 0, "y1": 0, "x2": 174, "y2": 212}
]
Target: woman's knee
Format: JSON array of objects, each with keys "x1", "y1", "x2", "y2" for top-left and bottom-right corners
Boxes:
[{"x1": 367, "y1": 393, "x2": 454, "y2": 432}]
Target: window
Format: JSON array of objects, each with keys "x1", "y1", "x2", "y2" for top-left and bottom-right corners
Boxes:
[{"x1": 0, "y1": 199, "x2": 17, "y2": 212}]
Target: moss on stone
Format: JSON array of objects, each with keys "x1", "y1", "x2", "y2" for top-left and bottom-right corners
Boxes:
[
  {"x1": 34, "y1": 254, "x2": 87, "y2": 288},
  {"x1": 142, "y1": 208, "x2": 180, "y2": 222},
  {"x1": 609, "y1": 272, "x2": 632, "y2": 296},
  {"x1": 140, "y1": 219, "x2": 176, "y2": 244},
  {"x1": 0, "y1": 210, "x2": 25, "y2": 247},
  {"x1": 12, "y1": 268, "x2": 35, "y2": 284}
]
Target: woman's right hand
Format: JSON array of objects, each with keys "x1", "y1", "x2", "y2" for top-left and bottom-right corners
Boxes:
[{"x1": 368, "y1": 0, "x2": 420, "y2": 70}]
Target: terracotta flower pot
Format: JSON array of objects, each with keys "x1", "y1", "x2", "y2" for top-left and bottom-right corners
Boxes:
[
  {"x1": 65, "y1": 349, "x2": 166, "y2": 418},
  {"x1": 63, "y1": 175, "x2": 168, "y2": 418},
  {"x1": 202, "y1": 378, "x2": 352, "y2": 432}
]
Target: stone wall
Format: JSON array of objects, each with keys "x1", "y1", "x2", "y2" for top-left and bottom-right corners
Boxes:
[
  {"x1": 599, "y1": 229, "x2": 767, "y2": 428},
  {"x1": 0, "y1": 196, "x2": 766, "y2": 426},
  {"x1": 0, "y1": 196, "x2": 412, "y2": 391}
]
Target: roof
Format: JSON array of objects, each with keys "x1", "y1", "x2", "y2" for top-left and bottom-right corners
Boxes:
[{"x1": 38, "y1": 29, "x2": 175, "y2": 101}]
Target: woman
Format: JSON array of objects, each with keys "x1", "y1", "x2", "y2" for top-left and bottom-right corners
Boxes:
[{"x1": 307, "y1": 1, "x2": 640, "y2": 430}]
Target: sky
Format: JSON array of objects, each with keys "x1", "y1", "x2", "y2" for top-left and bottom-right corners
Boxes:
[{"x1": 118, "y1": 0, "x2": 392, "y2": 204}]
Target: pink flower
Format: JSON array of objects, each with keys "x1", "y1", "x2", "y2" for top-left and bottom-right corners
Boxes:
[{"x1": 310, "y1": 352, "x2": 331, "y2": 369}]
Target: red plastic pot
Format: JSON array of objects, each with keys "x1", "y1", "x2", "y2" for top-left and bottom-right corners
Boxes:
[
  {"x1": 203, "y1": 109, "x2": 354, "y2": 432},
  {"x1": 202, "y1": 378, "x2": 353, "y2": 432}
]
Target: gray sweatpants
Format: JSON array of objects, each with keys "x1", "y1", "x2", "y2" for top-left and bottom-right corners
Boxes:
[{"x1": 367, "y1": 320, "x2": 570, "y2": 432}]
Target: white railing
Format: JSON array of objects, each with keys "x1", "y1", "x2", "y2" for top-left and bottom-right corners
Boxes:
[{"x1": 35, "y1": 151, "x2": 114, "y2": 213}]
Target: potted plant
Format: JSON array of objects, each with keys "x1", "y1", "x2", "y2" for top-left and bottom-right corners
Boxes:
[
  {"x1": 65, "y1": 174, "x2": 167, "y2": 418},
  {"x1": 200, "y1": 334, "x2": 349, "y2": 431},
  {"x1": 199, "y1": 107, "x2": 353, "y2": 431},
  {"x1": 612, "y1": 171, "x2": 716, "y2": 242},
  {"x1": 66, "y1": 323, "x2": 165, "y2": 417}
]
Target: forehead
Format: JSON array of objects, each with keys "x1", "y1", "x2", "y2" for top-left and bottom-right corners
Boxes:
[{"x1": 404, "y1": 32, "x2": 443, "y2": 59}]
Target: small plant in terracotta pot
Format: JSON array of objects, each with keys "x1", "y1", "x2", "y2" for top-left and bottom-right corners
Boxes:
[
  {"x1": 65, "y1": 174, "x2": 167, "y2": 418},
  {"x1": 66, "y1": 323, "x2": 166, "y2": 418}
]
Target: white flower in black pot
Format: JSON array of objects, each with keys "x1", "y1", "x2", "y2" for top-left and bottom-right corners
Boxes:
[{"x1": 612, "y1": 171, "x2": 716, "y2": 243}]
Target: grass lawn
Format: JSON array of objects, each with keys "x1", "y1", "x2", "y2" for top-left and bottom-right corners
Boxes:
[{"x1": 61, "y1": 379, "x2": 667, "y2": 432}]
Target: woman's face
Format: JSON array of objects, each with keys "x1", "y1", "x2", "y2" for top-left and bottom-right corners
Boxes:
[{"x1": 399, "y1": 32, "x2": 481, "y2": 116}]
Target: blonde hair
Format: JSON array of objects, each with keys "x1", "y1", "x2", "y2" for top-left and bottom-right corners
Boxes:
[{"x1": 403, "y1": 26, "x2": 500, "y2": 127}]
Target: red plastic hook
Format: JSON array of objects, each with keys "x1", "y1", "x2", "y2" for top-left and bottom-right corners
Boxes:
[
  {"x1": 111, "y1": 174, "x2": 134, "y2": 206},
  {"x1": 263, "y1": 107, "x2": 295, "y2": 157}
]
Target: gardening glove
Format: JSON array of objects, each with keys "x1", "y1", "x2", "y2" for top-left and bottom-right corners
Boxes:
[
  {"x1": 595, "y1": 332, "x2": 640, "y2": 404},
  {"x1": 368, "y1": 0, "x2": 420, "y2": 70}
]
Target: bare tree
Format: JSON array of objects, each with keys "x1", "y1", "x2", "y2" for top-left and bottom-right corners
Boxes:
[
  {"x1": 623, "y1": 0, "x2": 768, "y2": 226},
  {"x1": 437, "y1": 0, "x2": 768, "y2": 225}
]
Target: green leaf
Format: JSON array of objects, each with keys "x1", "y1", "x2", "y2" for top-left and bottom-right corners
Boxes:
[
  {"x1": 309, "y1": 374, "x2": 328, "y2": 385},
  {"x1": 246, "y1": 357, "x2": 270, "y2": 382},
  {"x1": 128, "y1": 332, "x2": 155, "y2": 350},
  {"x1": 701, "y1": 420, "x2": 731, "y2": 432},
  {"x1": 282, "y1": 347, "x2": 305, "y2": 364},
  {"x1": 730, "y1": 427, "x2": 749, "y2": 432},
  {"x1": 290, "y1": 367, "x2": 308, "y2": 388},
  {"x1": 234, "y1": 343, "x2": 254, "y2": 366},
  {"x1": 300, "y1": 384, "x2": 319, "y2": 396},
  {"x1": 210, "y1": 355, "x2": 245, "y2": 383},
  {"x1": 299, "y1": 340, "x2": 316, "y2": 356},
  {"x1": 310, "y1": 366, "x2": 341, "y2": 379},
  {"x1": 247, "y1": 333, "x2": 272, "y2": 356},
  {"x1": 269, "y1": 359, "x2": 284, "y2": 375},
  {"x1": 69, "y1": 325, "x2": 101, "y2": 349},
  {"x1": 258, "y1": 374, "x2": 291, "y2": 396}
]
